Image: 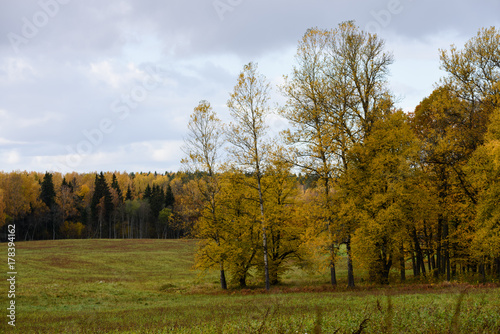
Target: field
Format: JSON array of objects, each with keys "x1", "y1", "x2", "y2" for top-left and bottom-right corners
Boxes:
[{"x1": 1, "y1": 239, "x2": 499, "y2": 333}]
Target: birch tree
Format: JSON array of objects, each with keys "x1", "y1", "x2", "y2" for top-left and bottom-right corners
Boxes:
[
  {"x1": 227, "y1": 62, "x2": 272, "y2": 290},
  {"x1": 182, "y1": 100, "x2": 228, "y2": 289}
]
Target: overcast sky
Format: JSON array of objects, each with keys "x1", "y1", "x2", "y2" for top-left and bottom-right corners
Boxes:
[{"x1": 1, "y1": 0, "x2": 499, "y2": 174}]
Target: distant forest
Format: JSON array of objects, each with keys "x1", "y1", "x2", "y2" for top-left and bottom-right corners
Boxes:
[{"x1": 0, "y1": 170, "x2": 315, "y2": 241}]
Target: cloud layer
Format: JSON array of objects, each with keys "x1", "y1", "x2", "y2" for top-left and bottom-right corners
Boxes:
[{"x1": 1, "y1": 0, "x2": 499, "y2": 173}]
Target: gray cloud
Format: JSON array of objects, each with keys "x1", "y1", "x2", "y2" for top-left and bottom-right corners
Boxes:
[{"x1": 0, "y1": 0, "x2": 499, "y2": 172}]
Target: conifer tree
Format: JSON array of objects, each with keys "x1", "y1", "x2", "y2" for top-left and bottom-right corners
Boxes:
[
  {"x1": 40, "y1": 172, "x2": 57, "y2": 239},
  {"x1": 125, "y1": 185, "x2": 133, "y2": 201},
  {"x1": 40, "y1": 172, "x2": 56, "y2": 209},
  {"x1": 91, "y1": 172, "x2": 113, "y2": 238},
  {"x1": 111, "y1": 173, "x2": 123, "y2": 203},
  {"x1": 165, "y1": 184, "x2": 175, "y2": 209}
]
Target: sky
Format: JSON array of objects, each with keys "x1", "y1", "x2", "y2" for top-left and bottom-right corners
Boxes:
[{"x1": 1, "y1": 0, "x2": 499, "y2": 174}]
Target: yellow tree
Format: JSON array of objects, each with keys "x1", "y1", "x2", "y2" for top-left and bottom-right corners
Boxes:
[
  {"x1": 0, "y1": 172, "x2": 44, "y2": 239},
  {"x1": 56, "y1": 179, "x2": 79, "y2": 224},
  {"x1": 227, "y1": 62, "x2": 273, "y2": 290},
  {"x1": 0, "y1": 188, "x2": 6, "y2": 228},
  {"x1": 411, "y1": 84, "x2": 492, "y2": 280},
  {"x1": 212, "y1": 170, "x2": 261, "y2": 288},
  {"x1": 438, "y1": 26, "x2": 500, "y2": 279},
  {"x1": 169, "y1": 176, "x2": 201, "y2": 238},
  {"x1": 0, "y1": 172, "x2": 40, "y2": 222},
  {"x1": 281, "y1": 22, "x2": 394, "y2": 287},
  {"x1": 433, "y1": 27, "x2": 500, "y2": 278},
  {"x1": 260, "y1": 149, "x2": 303, "y2": 285},
  {"x1": 280, "y1": 28, "x2": 344, "y2": 286},
  {"x1": 182, "y1": 100, "x2": 228, "y2": 289},
  {"x1": 440, "y1": 26, "x2": 500, "y2": 115},
  {"x1": 468, "y1": 108, "x2": 500, "y2": 279},
  {"x1": 349, "y1": 110, "x2": 420, "y2": 284}
]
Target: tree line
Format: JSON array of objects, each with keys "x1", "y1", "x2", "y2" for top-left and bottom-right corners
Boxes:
[
  {"x1": 183, "y1": 22, "x2": 500, "y2": 289},
  {"x1": 0, "y1": 169, "x2": 315, "y2": 242},
  {"x1": 0, "y1": 170, "x2": 201, "y2": 241}
]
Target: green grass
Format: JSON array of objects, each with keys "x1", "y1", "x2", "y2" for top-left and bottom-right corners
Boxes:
[{"x1": 1, "y1": 239, "x2": 499, "y2": 333}]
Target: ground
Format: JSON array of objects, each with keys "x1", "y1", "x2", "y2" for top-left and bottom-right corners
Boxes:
[{"x1": 1, "y1": 239, "x2": 499, "y2": 333}]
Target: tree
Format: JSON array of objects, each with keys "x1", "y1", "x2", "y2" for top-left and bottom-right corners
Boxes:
[
  {"x1": 40, "y1": 172, "x2": 56, "y2": 209},
  {"x1": 214, "y1": 170, "x2": 261, "y2": 288},
  {"x1": 56, "y1": 181, "x2": 78, "y2": 236},
  {"x1": 124, "y1": 199, "x2": 141, "y2": 238},
  {"x1": 158, "y1": 207, "x2": 173, "y2": 239},
  {"x1": 410, "y1": 26, "x2": 500, "y2": 278},
  {"x1": 0, "y1": 188, "x2": 6, "y2": 228},
  {"x1": 227, "y1": 62, "x2": 273, "y2": 290},
  {"x1": 91, "y1": 172, "x2": 114, "y2": 238},
  {"x1": 0, "y1": 172, "x2": 43, "y2": 239},
  {"x1": 261, "y1": 151, "x2": 303, "y2": 285},
  {"x1": 169, "y1": 176, "x2": 202, "y2": 239},
  {"x1": 182, "y1": 100, "x2": 228, "y2": 289},
  {"x1": 40, "y1": 172, "x2": 58, "y2": 239},
  {"x1": 143, "y1": 184, "x2": 152, "y2": 200},
  {"x1": 440, "y1": 26, "x2": 500, "y2": 115},
  {"x1": 111, "y1": 173, "x2": 123, "y2": 203},
  {"x1": 281, "y1": 22, "x2": 394, "y2": 287},
  {"x1": 280, "y1": 28, "x2": 343, "y2": 286},
  {"x1": 349, "y1": 110, "x2": 419, "y2": 284},
  {"x1": 125, "y1": 185, "x2": 133, "y2": 201},
  {"x1": 165, "y1": 184, "x2": 175, "y2": 209},
  {"x1": 329, "y1": 22, "x2": 394, "y2": 287},
  {"x1": 411, "y1": 84, "x2": 490, "y2": 280},
  {"x1": 468, "y1": 108, "x2": 500, "y2": 279}
]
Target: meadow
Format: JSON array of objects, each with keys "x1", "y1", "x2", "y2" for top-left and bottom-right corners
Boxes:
[{"x1": 1, "y1": 239, "x2": 499, "y2": 333}]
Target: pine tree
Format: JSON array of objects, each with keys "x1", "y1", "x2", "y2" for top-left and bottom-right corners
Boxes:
[
  {"x1": 165, "y1": 184, "x2": 175, "y2": 209},
  {"x1": 150, "y1": 185, "x2": 164, "y2": 220},
  {"x1": 90, "y1": 172, "x2": 114, "y2": 238},
  {"x1": 143, "y1": 184, "x2": 152, "y2": 200},
  {"x1": 40, "y1": 172, "x2": 57, "y2": 239},
  {"x1": 40, "y1": 172, "x2": 56, "y2": 209},
  {"x1": 125, "y1": 185, "x2": 133, "y2": 201},
  {"x1": 111, "y1": 173, "x2": 123, "y2": 203}
]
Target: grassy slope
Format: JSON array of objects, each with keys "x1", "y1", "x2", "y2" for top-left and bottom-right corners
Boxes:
[{"x1": 1, "y1": 239, "x2": 499, "y2": 333}]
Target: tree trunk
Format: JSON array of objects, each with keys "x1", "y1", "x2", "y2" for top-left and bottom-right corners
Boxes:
[
  {"x1": 443, "y1": 222, "x2": 450, "y2": 281},
  {"x1": 496, "y1": 258, "x2": 500, "y2": 279},
  {"x1": 436, "y1": 216, "x2": 442, "y2": 278},
  {"x1": 346, "y1": 236, "x2": 355, "y2": 288},
  {"x1": 419, "y1": 253, "x2": 426, "y2": 277},
  {"x1": 411, "y1": 253, "x2": 417, "y2": 277},
  {"x1": 479, "y1": 263, "x2": 486, "y2": 283},
  {"x1": 256, "y1": 175, "x2": 270, "y2": 291},
  {"x1": 400, "y1": 243, "x2": 406, "y2": 282},
  {"x1": 330, "y1": 260, "x2": 337, "y2": 286},
  {"x1": 262, "y1": 226, "x2": 270, "y2": 290},
  {"x1": 427, "y1": 251, "x2": 433, "y2": 272},
  {"x1": 412, "y1": 228, "x2": 425, "y2": 277},
  {"x1": 220, "y1": 263, "x2": 227, "y2": 290}
]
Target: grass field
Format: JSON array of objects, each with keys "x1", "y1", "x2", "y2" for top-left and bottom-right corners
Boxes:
[{"x1": 1, "y1": 239, "x2": 499, "y2": 333}]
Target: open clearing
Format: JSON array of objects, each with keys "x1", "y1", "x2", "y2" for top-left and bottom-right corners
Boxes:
[{"x1": 1, "y1": 239, "x2": 499, "y2": 333}]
